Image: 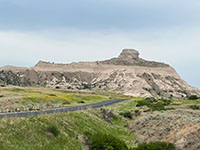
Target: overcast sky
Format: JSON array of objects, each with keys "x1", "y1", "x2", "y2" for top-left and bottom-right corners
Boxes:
[{"x1": 0, "y1": 0, "x2": 199, "y2": 88}]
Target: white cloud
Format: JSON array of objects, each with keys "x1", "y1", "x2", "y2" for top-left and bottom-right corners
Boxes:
[{"x1": 0, "y1": 27, "x2": 199, "y2": 65}]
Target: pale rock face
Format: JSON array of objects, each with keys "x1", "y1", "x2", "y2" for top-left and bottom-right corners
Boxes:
[
  {"x1": 119, "y1": 49, "x2": 139, "y2": 60},
  {"x1": 0, "y1": 48, "x2": 199, "y2": 98}
]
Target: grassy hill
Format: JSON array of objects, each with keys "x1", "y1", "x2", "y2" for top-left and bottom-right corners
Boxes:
[
  {"x1": 0, "y1": 86, "x2": 129, "y2": 113},
  {"x1": 1, "y1": 86, "x2": 200, "y2": 150},
  {"x1": 0, "y1": 99, "x2": 137, "y2": 150}
]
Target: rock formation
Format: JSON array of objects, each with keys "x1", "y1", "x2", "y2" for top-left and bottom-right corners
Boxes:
[
  {"x1": 100, "y1": 49, "x2": 169, "y2": 67},
  {"x1": 0, "y1": 49, "x2": 199, "y2": 98}
]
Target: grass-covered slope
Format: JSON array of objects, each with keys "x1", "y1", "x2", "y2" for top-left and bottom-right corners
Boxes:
[
  {"x1": 0, "y1": 86, "x2": 129, "y2": 112},
  {"x1": 1, "y1": 87, "x2": 200, "y2": 150},
  {"x1": 0, "y1": 100, "x2": 136, "y2": 150}
]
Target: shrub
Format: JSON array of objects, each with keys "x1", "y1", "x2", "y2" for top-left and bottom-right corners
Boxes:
[
  {"x1": 48, "y1": 94, "x2": 56, "y2": 96},
  {"x1": 136, "y1": 98, "x2": 173, "y2": 112},
  {"x1": 86, "y1": 132, "x2": 128, "y2": 150},
  {"x1": 188, "y1": 95, "x2": 199, "y2": 100},
  {"x1": 149, "y1": 103, "x2": 166, "y2": 111},
  {"x1": 62, "y1": 101, "x2": 70, "y2": 105},
  {"x1": 136, "y1": 100, "x2": 150, "y2": 107},
  {"x1": 46, "y1": 125, "x2": 60, "y2": 137},
  {"x1": 190, "y1": 105, "x2": 200, "y2": 110},
  {"x1": 119, "y1": 111, "x2": 133, "y2": 119},
  {"x1": 136, "y1": 98, "x2": 157, "y2": 107},
  {"x1": 134, "y1": 110, "x2": 141, "y2": 116},
  {"x1": 132, "y1": 142, "x2": 175, "y2": 150},
  {"x1": 161, "y1": 99, "x2": 171, "y2": 106},
  {"x1": 101, "y1": 109, "x2": 116, "y2": 124},
  {"x1": 77, "y1": 100, "x2": 85, "y2": 103},
  {"x1": 145, "y1": 97, "x2": 157, "y2": 102},
  {"x1": 28, "y1": 107, "x2": 33, "y2": 111}
]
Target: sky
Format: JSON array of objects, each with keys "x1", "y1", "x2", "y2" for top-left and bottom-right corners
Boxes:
[{"x1": 0, "y1": 0, "x2": 199, "y2": 88}]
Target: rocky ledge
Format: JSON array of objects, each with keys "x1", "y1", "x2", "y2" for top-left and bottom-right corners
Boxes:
[{"x1": 100, "y1": 49, "x2": 169, "y2": 67}]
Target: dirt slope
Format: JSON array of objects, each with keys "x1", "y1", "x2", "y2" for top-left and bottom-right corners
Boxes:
[{"x1": 130, "y1": 109, "x2": 200, "y2": 150}]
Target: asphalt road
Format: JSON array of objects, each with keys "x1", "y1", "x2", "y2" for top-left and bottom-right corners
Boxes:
[{"x1": 0, "y1": 99, "x2": 128, "y2": 118}]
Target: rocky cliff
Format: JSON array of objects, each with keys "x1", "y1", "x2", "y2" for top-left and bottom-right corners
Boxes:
[{"x1": 0, "y1": 49, "x2": 199, "y2": 98}]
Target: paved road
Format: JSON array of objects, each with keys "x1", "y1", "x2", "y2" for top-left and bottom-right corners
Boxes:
[{"x1": 0, "y1": 99, "x2": 128, "y2": 118}]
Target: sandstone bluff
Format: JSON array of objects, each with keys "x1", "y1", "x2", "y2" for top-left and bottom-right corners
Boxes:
[{"x1": 0, "y1": 49, "x2": 199, "y2": 98}]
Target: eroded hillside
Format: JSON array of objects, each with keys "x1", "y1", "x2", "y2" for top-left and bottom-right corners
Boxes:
[{"x1": 0, "y1": 49, "x2": 199, "y2": 98}]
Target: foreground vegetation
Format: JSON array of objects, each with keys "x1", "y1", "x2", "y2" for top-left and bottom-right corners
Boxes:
[
  {"x1": 132, "y1": 142, "x2": 175, "y2": 150},
  {"x1": 0, "y1": 86, "x2": 200, "y2": 150},
  {"x1": 86, "y1": 132, "x2": 175, "y2": 150},
  {"x1": 0, "y1": 106, "x2": 135, "y2": 150},
  {"x1": 0, "y1": 86, "x2": 129, "y2": 112},
  {"x1": 0, "y1": 97, "x2": 176, "y2": 150}
]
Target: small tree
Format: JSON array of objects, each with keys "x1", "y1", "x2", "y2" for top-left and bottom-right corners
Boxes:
[{"x1": 188, "y1": 95, "x2": 199, "y2": 100}]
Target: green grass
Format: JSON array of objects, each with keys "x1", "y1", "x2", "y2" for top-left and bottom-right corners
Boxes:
[
  {"x1": 106, "y1": 99, "x2": 137, "y2": 112},
  {"x1": 172, "y1": 99, "x2": 200, "y2": 105},
  {"x1": 1, "y1": 87, "x2": 187, "y2": 149},
  {"x1": 131, "y1": 142, "x2": 175, "y2": 150},
  {"x1": 135, "y1": 98, "x2": 174, "y2": 111},
  {"x1": 0, "y1": 107, "x2": 136, "y2": 150},
  {"x1": 0, "y1": 88, "x2": 135, "y2": 150},
  {"x1": 86, "y1": 132, "x2": 128, "y2": 150},
  {"x1": 0, "y1": 86, "x2": 130, "y2": 112}
]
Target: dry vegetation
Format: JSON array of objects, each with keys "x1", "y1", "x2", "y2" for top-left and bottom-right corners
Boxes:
[
  {"x1": 0, "y1": 86, "x2": 200, "y2": 149},
  {"x1": 0, "y1": 86, "x2": 129, "y2": 113}
]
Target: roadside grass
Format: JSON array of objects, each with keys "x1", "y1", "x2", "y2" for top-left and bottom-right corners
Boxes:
[
  {"x1": 0, "y1": 107, "x2": 136, "y2": 150},
  {"x1": 104, "y1": 99, "x2": 138, "y2": 135},
  {"x1": 1, "y1": 93, "x2": 193, "y2": 150},
  {"x1": 171, "y1": 99, "x2": 200, "y2": 105},
  {"x1": 106, "y1": 99, "x2": 137, "y2": 113},
  {"x1": 0, "y1": 86, "x2": 130, "y2": 112},
  {"x1": 1, "y1": 87, "x2": 199, "y2": 149}
]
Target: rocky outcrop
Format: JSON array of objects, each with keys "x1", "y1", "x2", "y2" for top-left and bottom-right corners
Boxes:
[
  {"x1": 100, "y1": 49, "x2": 169, "y2": 67},
  {"x1": 0, "y1": 49, "x2": 199, "y2": 98}
]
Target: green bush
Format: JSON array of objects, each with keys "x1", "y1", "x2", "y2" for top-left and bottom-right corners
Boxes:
[
  {"x1": 77, "y1": 100, "x2": 85, "y2": 103},
  {"x1": 46, "y1": 125, "x2": 60, "y2": 137},
  {"x1": 136, "y1": 98, "x2": 157, "y2": 107},
  {"x1": 136, "y1": 100, "x2": 151, "y2": 107},
  {"x1": 86, "y1": 132, "x2": 128, "y2": 150},
  {"x1": 48, "y1": 94, "x2": 56, "y2": 96},
  {"x1": 62, "y1": 101, "x2": 70, "y2": 105},
  {"x1": 136, "y1": 98, "x2": 173, "y2": 112},
  {"x1": 132, "y1": 142, "x2": 175, "y2": 150},
  {"x1": 145, "y1": 97, "x2": 157, "y2": 102},
  {"x1": 190, "y1": 105, "x2": 200, "y2": 110},
  {"x1": 119, "y1": 111, "x2": 133, "y2": 119},
  {"x1": 161, "y1": 99, "x2": 171, "y2": 106},
  {"x1": 188, "y1": 95, "x2": 199, "y2": 100},
  {"x1": 149, "y1": 103, "x2": 166, "y2": 111},
  {"x1": 134, "y1": 110, "x2": 141, "y2": 116},
  {"x1": 28, "y1": 107, "x2": 33, "y2": 111}
]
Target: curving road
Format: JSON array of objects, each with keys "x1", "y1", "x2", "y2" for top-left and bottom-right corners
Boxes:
[{"x1": 0, "y1": 99, "x2": 128, "y2": 118}]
